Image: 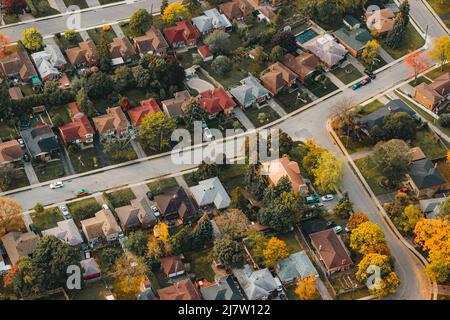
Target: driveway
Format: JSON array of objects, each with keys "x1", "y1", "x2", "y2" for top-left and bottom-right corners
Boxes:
[
  {"x1": 23, "y1": 161, "x2": 39, "y2": 185},
  {"x1": 233, "y1": 108, "x2": 255, "y2": 130},
  {"x1": 186, "y1": 77, "x2": 214, "y2": 92}
]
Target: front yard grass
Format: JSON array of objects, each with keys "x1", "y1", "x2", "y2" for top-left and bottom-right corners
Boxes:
[
  {"x1": 31, "y1": 207, "x2": 64, "y2": 230},
  {"x1": 331, "y1": 64, "x2": 364, "y2": 84},
  {"x1": 71, "y1": 280, "x2": 111, "y2": 300},
  {"x1": 54, "y1": 32, "x2": 83, "y2": 50},
  {"x1": 277, "y1": 231, "x2": 302, "y2": 254},
  {"x1": 357, "y1": 99, "x2": 385, "y2": 115},
  {"x1": 106, "y1": 188, "x2": 136, "y2": 208},
  {"x1": 87, "y1": 28, "x2": 117, "y2": 45},
  {"x1": 147, "y1": 177, "x2": 178, "y2": 195},
  {"x1": 33, "y1": 160, "x2": 65, "y2": 182},
  {"x1": 409, "y1": 76, "x2": 432, "y2": 87},
  {"x1": 218, "y1": 163, "x2": 246, "y2": 193},
  {"x1": 427, "y1": 0, "x2": 450, "y2": 29},
  {"x1": 184, "y1": 247, "x2": 215, "y2": 282},
  {"x1": 354, "y1": 156, "x2": 401, "y2": 195},
  {"x1": 411, "y1": 129, "x2": 447, "y2": 160},
  {"x1": 380, "y1": 23, "x2": 425, "y2": 60},
  {"x1": 3, "y1": 14, "x2": 20, "y2": 24},
  {"x1": 275, "y1": 87, "x2": 311, "y2": 113},
  {"x1": 243, "y1": 105, "x2": 280, "y2": 127},
  {"x1": 69, "y1": 147, "x2": 103, "y2": 173},
  {"x1": 67, "y1": 197, "x2": 101, "y2": 226},
  {"x1": 426, "y1": 63, "x2": 450, "y2": 79},
  {"x1": 103, "y1": 143, "x2": 138, "y2": 165},
  {"x1": 2, "y1": 168, "x2": 30, "y2": 192},
  {"x1": 98, "y1": 0, "x2": 122, "y2": 4},
  {"x1": 304, "y1": 77, "x2": 338, "y2": 98},
  {"x1": 63, "y1": 0, "x2": 88, "y2": 9},
  {"x1": 28, "y1": 0, "x2": 60, "y2": 17}
]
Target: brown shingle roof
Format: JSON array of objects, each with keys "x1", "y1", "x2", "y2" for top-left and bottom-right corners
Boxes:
[
  {"x1": 110, "y1": 36, "x2": 137, "y2": 61},
  {"x1": 93, "y1": 107, "x2": 129, "y2": 134},
  {"x1": 155, "y1": 187, "x2": 197, "y2": 222},
  {"x1": 0, "y1": 140, "x2": 24, "y2": 163},
  {"x1": 161, "y1": 90, "x2": 191, "y2": 118},
  {"x1": 261, "y1": 157, "x2": 306, "y2": 192},
  {"x1": 160, "y1": 255, "x2": 185, "y2": 276},
  {"x1": 260, "y1": 62, "x2": 297, "y2": 94},
  {"x1": 65, "y1": 40, "x2": 98, "y2": 66},
  {"x1": 0, "y1": 51, "x2": 37, "y2": 81},
  {"x1": 281, "y1": 52, "x2": 320, "y2": 82},
  {"x1": 80, "y1": 209, "x2": 120, "y2": 242},
  {"x1": 133, "y1": 27, "x2": 169, "y2": 54},
  {"x1": 1, "y1": 232, "x2": 39, "y2": 265},
  {"x1": 157, "y1": 279, "x2": 201, "y2": 300},
  {"x1": 309, "y1": 229, "x2": 352, "y2": 272}
]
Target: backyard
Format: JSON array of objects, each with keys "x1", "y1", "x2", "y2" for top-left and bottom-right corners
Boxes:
[
  {"x1": 0, "y1": 123, "x2": 17, "y2": 141},
  {"x1": 243, "y1": 105, "x2": 280, "y2": 127},
  {"x1": 184, "y1": 247, "x2": 215, "y2": 282},
  {"x1": 2, "y1": 167, "x2": 30, "y2": 192},
  {"x1": 31, "y1": 207, "x2": 64, "y2": 230},
  {"x1": 218, "y1": 163, "x2": 246, "y2": 193},
  {"x1": 331, "y1": 64, "x2": 364, "y2": 84},
  {"x1": 71, "y1": 280, "x2": 112, "y2": 300},
  {"x1": 354, "y1": 156, "x2": 401, "y2": 195},
  {"x1": 277, "y1": 231, "x2": 302, "y2": 254},
  {"x1": 411, "y1": 129, "x2": 447, "y2": 160}
]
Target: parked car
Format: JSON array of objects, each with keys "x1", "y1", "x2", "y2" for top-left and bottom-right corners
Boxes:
[
  {"x1": 146, "y1": 191, "x2": 154, "y2": 201},
  {"x1": 29, "y1": 224, "x2": 39, "y2": 235},
  {"x1": 351, "y1": 82, "x2": 362, "y2": 90},
  {"x1": 333, "y1": 226, "x2": 343, "y2": 234},
  {"x1": 59, "y1": 204, "x2": 71, "y2": 218},
  {"x1": 17, "y1": 137, "x2": 25, "y2": 148},
  {"x1": 321, "y1": 194, "x2": 334, "y2": 202},
  {"x1": 50, "y1": 181, "x2": 64, "y2": 189},
  {"x1": 305, "y1": 194, "x2": 320, "y2": 204},
  {"x1": 326, "y1": 221, "x2": 337, "y2": 228},
  {"x1": 118, "y1": 230, "x2": 125, "y2": 239},
  {"x1": 151, "y1": 205, "x2": 160, "y2": 217},
  {"x1": 352, "y1": 77, "x2": 372, "y2": 90},
  {"x1": 398, "y1": 186, "x2": 410, "y2": 194},
  {"x1": 203, "y1": 127, "x2": 213, "y2": 141},
  {"x1": 364, "y1": 69, "x2": 376, "y2": 79},
  {"x1": 75, "y1": 189, "x2": 90, "y2": 197},
  {"x1": 345, "y1": 226, "x2": 351, "y2": 233},
  {"x1": 23, "y1": 153, "x2": 31, "y2": 162}
]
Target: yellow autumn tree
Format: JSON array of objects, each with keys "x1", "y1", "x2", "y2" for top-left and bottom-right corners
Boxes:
[
  {"x1": 153, "y1": 222, "x2": 169, "y2": 241},
  {"x1": 161, "y1": 3, "x2": 190, "y2": 24},
  {"x1": 429, "y1": 36, "x2": 450, "y2": 71},
  {"x1": 262, "y1": 237, "x2": 290, "y2": 267},
  {"x1": 113, "y1": 254, "x2": 148, "y2": 296},
  {"x1": 414, "y1": 218, "x2": 450, "y2": 283},
  {"x1": 0, "y1": 197, "x2": 23, "y2": 238},
  {"x1": 22, "y1": 27, "x2": 43, "y2": 51},
  {"x1": 311, "y1": 150, "x2": 344, "y2": 194},
  {"x1": 355, "y1": 253, "x2": 392, "y2": 282},
  {"x1": 370, "y1": 271, "x2": 400, "y2": 298},
  {"x1": 295, "y1": 275, "x2": 320, "y2": 300},
  {"x1": 362, "y1": 39, "x2": 380, "y2": 70},
  {"x1": 350, "y1": 221, "x2": 386, "y2": 254},
  {"x1": 346, "y1": 212, "x2": 369, "y2": 231},
  {"x1": 395, "y1": 204, "x2": 423, "y2": 233}
]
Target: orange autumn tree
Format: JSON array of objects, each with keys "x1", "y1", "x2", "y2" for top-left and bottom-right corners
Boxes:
[
  {"x1": 295, "y1": 275, "x2": 320, "y2": 300},
  {"x1": 405, "y1": 51, "x2": 430, "y2": 85},
  {"x1": 0, "y1": 197, "x2": 23, "y2": 238},
  {"x1": 346, "y1": 212, "x2": 369, "y2": 231},
  {"x1": 0, "y1": 33, "x2": 11, "y2": 60}
]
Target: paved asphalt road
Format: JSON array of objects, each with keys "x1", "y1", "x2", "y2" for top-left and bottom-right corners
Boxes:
[{"x1": 2, "y1": 0, "x2": 448, "y2": 300}]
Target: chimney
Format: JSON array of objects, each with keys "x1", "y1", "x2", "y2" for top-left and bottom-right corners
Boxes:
[{"x1": 318, "y1": 245, "x2": 322, "y2": 251}]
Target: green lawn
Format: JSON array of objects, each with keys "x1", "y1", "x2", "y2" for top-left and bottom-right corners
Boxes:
[
  {"x1": 19, "y1": 84, "x2": 35, "y2": 96},
  {"x1": 437, "y1": 161, "x2": 450, "y2": 182},
  {"x1": 98, "y1": 0, "x2": 122, "y2": 4},
  {"x1": 380, "y1": 23, "x2": 425, "y2": 60},
  {"x1": 118, "y1": 21, "x2": 134, "y2": 40},
  {"x1": 427, "y1": 0, "x2": 450, "y2": 29},
  {"x1": 33, "y1": 160, "x2": 66, "y2": 182},
  {"x1": 48, "y1": 104, "x2": 71, "y2": 124},
  {"x1": 103, "y1": 143, "x2": 138, "y2": 165},
  {"x1": 147, "y1": 177, "x2": 178, "y2": 195},
  {"x1": 177, "y1": 48, "x2": 198, "y2": 69},
  {"x1": 87, "y1": 28, "x2": 117, "y2": 45},
  {"x1": 184, "y1": 248, "x2": 215, "y2": 282},
  {"x1": 335, "y1": 287, "x2": 370, "y2": 300},
  {"x1": 67, "y1": 197, "x2": 101, "y2": 226},
  {"x1": 331, "y1": 64, "x2": 364, "y2": 84},
  {"x1": 275, "y1": 87, "x2": 311, "y2": 113},
  {"x1": 354, "y1": 156, "x2": 401, "y2": 195},
  {"x1": 277, "y1": 231, "x2": 302, "y2": 254},
  {"x1": 31, "y1": 207, "x2": 64, "y2": 230},
  {"x1": 426, "y1": 64, "x2": 450, "y2": 79},
  {"x1": 53, "y1": 32, "x2": 84, "y2": 50},
  {"x1": 71, "y1": 281, "x2": 111, "y2": 300},
  {"x1": 63, "y1": 0, "x2": 88, "y2": 9},
  {"x1": 411, "y1": 129, "x2": 448, "y2": 160},
  {"x1": 28, "y1": 0, "x2": 60, "y2": 17},
  {"x1": 409, "y1": 76, "x2": 432, "y2": 87},
  {"x1": 244, "y1": 105, "x2": 280, "y2": 127},
  {"x1": 106, "y1": 188, "x2": 136, "y2": 208},
  {"x1": 2, "y1": 168, "x2": 30, "y2": 192},
  {"x1": 3, "y1": 14, "x2": 20, "y2": 24},
  {"x1": 304, "y1": 77, "x2": 339, "y2": 98},
  {"x1": 122, "y1": 88, "x2": 148, "y2": 107},
  {"x1": 218, "y1": 164, "x2": 246, "y2": 193},
  {"x1": 356, "y1": 99, "x2": 385, "y2": 115},
  {"x1": 94, "y1": 243, "x2": 124, "y2": 274},
  {"x1": 69, "y1": 147, "x2": 103, "y2": 173},
  {"x1": 0, "y1": 123, "x2": 17, "y2": 141}
]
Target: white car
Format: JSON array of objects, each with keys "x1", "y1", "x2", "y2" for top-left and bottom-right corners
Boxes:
[
  {"x1": 17, "y1": 138, "x2": 25, "y2": 148},
  {"x1": 50, "y1": 181, "x2": 64, "y2": 189},
  {"x1": 59, "y1": 204, "x2": 70, "y2": 218},
  {"x1": 333, "y1": 226, "x2": 343, "y2": 234},
  {"x1": 151, "y1": 205, "x2": 160, "y2": 217},
  {"x1": 321, "y1": 194, "x2": 334, "y2": 202},
  {"x1": 102, "y1": 204, "x2": 109, "y2": 211},
  {"x1": 203, "y1": 127, "x2": 213, "y2": 141}
]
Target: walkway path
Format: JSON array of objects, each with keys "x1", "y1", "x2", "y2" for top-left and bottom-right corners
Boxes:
[
  {"x1": 327, "y1": 72, "x2": 346, "y2": 89},
  {"x1": 350, "y1": 149, "x2": 373, "y2": 161},
  {"x1": 112, "y1": 23, "x2": 125, "y2": 37},
  {"x1": 233, "y1": 108, "x2": 255, "y2": 130},
  {"x1": 267, "y1": 98, "x2": 287, "y2": 117},
  {"x1": 131, "y1": 140, "x2": 147, "y2": 158},
  {"x1": 378, "y1": 47, "x2": 395, "y2": 63}
]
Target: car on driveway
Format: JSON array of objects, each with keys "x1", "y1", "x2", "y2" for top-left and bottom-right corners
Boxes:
[
  {"x1": 146, "y1": 191, "x2": 154, "y2": 201},
  {"x1": 326, "y1": 221, "x2": 337, "y2": 228},
  {"x1": 59, "y1": 204, "x2": 71, "y2": 218},
  {"x1": 321, "y1": 194, "x2": 334, "y2": 202},
  {"x1": 305, "y1": 194, "x2": 320, "y2": 204},
  {"x1": 23, "y1": 153, "x2": 31, "y2": 162},
  {"x1": 333, "y1": 226, "x2": 343, "y2": 234},
  {"x1": 151, "y1": 205, "x2": 160, "y2": 217},
  {"x1": 203, "y1": 127, "x2": 213, "y2": 141},
  {"x1": 17, "y1": 137, "x2": 25, "y2": 148},
  {"x1": 50, "y1": 181, "x2": 64, "y2": 189},
  {"x1": 75, "y1": 189, "x2": 90, "y2": 197},
  {"x1": 364, "y1": 69, "x2": 376, "y2": 79}
]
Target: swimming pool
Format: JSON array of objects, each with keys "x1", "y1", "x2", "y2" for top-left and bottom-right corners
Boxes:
[{"x1": 295, "y1": 28, "x2": 319, "y2": 44}]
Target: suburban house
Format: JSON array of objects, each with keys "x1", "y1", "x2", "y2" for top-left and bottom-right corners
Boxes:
[
  {"x1": 260, "y1": 62, "x2": 297, "y2": 95},
  {"x1": 1, "y1": 231, "x2": 40, "y2": 265},
  {"x1": 232, "y1": 264, "x2": 278, "y2": 300},
  {"x1": 419, "y1": 196, "x2": 447, "y2": 219},
  {"x1": 0, "y1": 254, "x2": 11, "y2": 275},
  {"x1": 133, "y1": 27, "x2": 169, "y2": 56},
  {"x1": 138, "y1": 282, "x2": 157, "y2": 300},
  {"x1": 0, "y1": 50, "x2": 38, "y2": 82},
  {"x1": 115, "y1": 196, "x2": 158, "y2": 232},
  {"x1": 365, "y1": 7, "x2": 395, "y2": 36},
  {"x1": 21, "y1": 125, "x2": 60, "y2": 161},
  {"x1": 250, "y1": 0, "x2": 280, "y2": 7},
  {"x1": 275, "y1": 251, "x2": 318, "y2": 284},
  {"x1": 65, "y1": 40, "x2": 98, "y2": 68},
  {"x1": 219, "y1": 0, "x2": 254, "y2": 21},
  {"x1": 414, "y1": 73, "x2": 450, "y2": 112},
  {"x1": 59, "y1": 102, "x2": 95, "y2": 146},
  {"x1": 230, "y1": 75, "x2": 270, "y2": 108},
  {"x1": 198, "y1": 87, "x2": 236, "y2": 117},
  {"x1": 80, "y1": 258, "x2": 101, "y2": 281},
  {"x1": 358, "y1": 99, "x2": 417, "y2": 134},
  {"x1": 127, "y1": 98, "x2": 161, "y2": 126},
  {"x1": 80, "y1": 209, "x2": 120, "y2": 246},
  {"x1": 31, "y1": 44, "x2": 67, "y2": 81},
  {"x1": 192, "y1": 8, "x2": 232, "y2": 35},
  {"x1": 8, "y1": 87, "x2": 23, "y2": 100},
  {"x1": 157, "y1": 279, "x2": 202, "y2": 300},
  {"x1": 160, "y1": 255, "x2": 186, "y2": 278},
  {"x1": 309, "y1": 229, "x2": 353, "y2": 275},
  {"x1": 199, "y1": 275, "x2": 244, "y2": 300},
  {"x1": 261, "y1": 157, "x2": 309, "y2": 194},
  {"x1": 93, "y1": 107, "x2": 130, "y2": 141},
  {"x1": 197, "y1": 45, "x2": 214, "y2": 62},
  {"x1": 164, "y1": 21, "x2": 200, "y2": 49},
  {"x1": 189, "y1": 177, "x2": 231, "y2": 210},
  {"x1": 161, "y1": 90, "x2": 191, "y2": 119},
  {"x1": 0, "y1": 140, "x2": 24, "y2": 166},
  {"x1": 334, "y1": 26, "x2": 372, "y2": 57},
  {"x1": 154, "y1": 187, "x2": 197, "y2": 224},
  {"x1": 281, "y1": 52, "x2": 320, "y2": 83},
  {"x1": 110, "y1": 36, "x2": 138, "y2": 66},
  {"x1": 303, "y1": 34, "x2": 348, "y2": 68},
  {"x1": 42, "y1": 219, "x2": 83, "y2": 248},
  {"x1": 406, "y1": 157, "x2": 448, "y2": 197}
]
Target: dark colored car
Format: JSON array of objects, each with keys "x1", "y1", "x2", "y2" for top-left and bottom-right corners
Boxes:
[
  {"x1": 326, "y1": 221, "x2": 337, "y2": 228},
  {"x1": 364, "y1": 69, "x2": 376, "y2": 79},
  {"x1": 146, "y1": 191, "x2": 154, "y2": 201},
  {"x1": 23, "y1": 153, "x2": 31, "y2": 162},
  {"x1": 29, "y1": 224, "x2": 39, "y2": 234}
]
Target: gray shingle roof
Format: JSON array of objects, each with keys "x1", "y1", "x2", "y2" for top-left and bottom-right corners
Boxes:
[
  {"x1": 276, "y1": 251, "x2": 318, "y2": 283},
  {"x1": 359, "y1": 99, "x2": 416, "y2": 130},
  {"x1": 409, "y1": 158, "x2": 447, "y2": 189},
  {"x1": 199, "y1": 276, "x2": 244, "y2": 300}
]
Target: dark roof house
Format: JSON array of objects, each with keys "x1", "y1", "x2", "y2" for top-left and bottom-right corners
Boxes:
[
  {"x1": 407, "y1": 158, "x2": 448, "y2": 197},
  {"x1": 155, "y1": 187, "x2": 197, "y2": 223},
  {"x1": 200, "y1": 276, "x2": 244, "y2": 300},
  {"x1": 21, "y1": 125, "x2": 59, "y2": 160}
]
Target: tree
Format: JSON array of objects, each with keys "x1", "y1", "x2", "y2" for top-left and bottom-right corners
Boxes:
[
  {"x1": 139, "y1": 112, "x2": 177, "y2": 152},
  {"x1": 63, "y1": 29, "x2": 78, "y2": 42},
  {"x1": 1, "y1": 0, "x2": 27, "y2": 14},
  {"x1": 183, "y1": 98, "x2": 207, "y2": 129},
  {"x1": 96, "y1": 30, "x2": 112, "y2": 72},
  {"x1": 215, "y1": 209, "x2": 250, "y2": 239},
  {"x1": 191, "y1": 161, "x2": 219, "y2": 183},
  {"x1": 438, "y1": 114, "x2": 450, "y2": 128},
  {"x1": 346, "y1": 212, "x2": 369, "y2": 231},
  {"x1": 295, "y1": 275, "x2": 320, "y2": 300},
  {"x1": 350, "y1": 221, "x2": 386, "y2": 254},
  {"x1": 113, "y1": 66, "x2": 134, "y2": 92},
  {"x1": 271, "y1": 31, "x2": 297, "y2": 53},
  {"x1": 0, "y1": 197, "x2": 23, "y2": 238},
  {"x1": 371, "y1": 139, "x2": 412, "y2": 183},
  {"x1": 395, "y1": 204, "x2": 423, "y2": 233},
  {"x1": 258, "y1": 198, "x2": 295, "y2": 232},
  {"x1": 244, "y1": 164, "x2": 268, "y2": 200},
  {"x1": 0, "y1": 166, "x2": 15, "y2": 191},
  {"x1": 0, "y1": 33, "x2": 11, "y2": 62},
  {"x1": 398, "y1": 0, "x2": 410, "y2": 28},
  {"x1": 252, "y1": 46, "x2": 267, "y2": 64},
  {"x1": 146, "y1": 236, "x2": 172, "y2": 264},
  {"x1": 355, "y1": 253, "x2": 392, "y2": 282},
  {"x1": 5, "y1": 256, "x2": 39, "y2": 297},
  {"x1": 370, "y1": 271, "x2": 401, "y2": 298},
  {"x1": 382, "y1": 112, "x2": 416, "y2": 140},
  {"x1": 161, "y1": 2, "x2": 190, "y2": 24},
  {"x1": 204, "y1": 30, "x2": 231, "y2": 55},
  {"x1": 192, "y1": 213, "x2": 213, "y2": 249},
  {"x1": 230, "y1": 187, "x2": 248, "y2": 211},
  {"x1": 385, "y1": 12, "x2": 407, "y2": 49},
  {"x1": 362, "y1": 40, "x2": 380, "y2": 71},
  {"x1": 114, "y1": 254, "x2": 148, "y2": 295},
  {"x1": 33, "y1": 203, "x2": 44, "y2": 214},
  {"x1": 129, "y1": 9, "x2": 152, "y2": 37},
  {"x1": 429, "y1": 36, "x2": 450, "y2": 70},
  {"x1": 212, "y1": 55, "x2": 232, "y2": 76},
  {"x1": 270, "y1": 45, "x2": 283, "y2": 62},
  {"x1": 97, "y1": 247, "x2": 123, "y2": 272},
  {"x1": 262, "y1": 237, "x2": 290, "y2": 267},
  {"x1": 405, "y1": 51, "x2": 429, "y2": 84},
  {"x1": 212, "y1": 237, "x2": 244, "y2": 269},
  {"x1": 76, "y1": 89, "x2": 94, "y2": 117},
  {"x1": 124, "y1": 230, "x2": 149, "y2": 257},
  {"x1": 85, "y1": 72, "x2": 114, "y2": 99},
  {"x1": 311, "y1": 150, "x2": 343, "y2": 194},
  {"x1": 333, "y1": 193, "x2": 353, "y2": 219},
  {"x1": 22, "y1": 27, "x2": 43, "y2": 51},
  {"x1": 438, "y1": 196, "x2": 450, "y2": 218},
  {"x1": 132, "y1": 65, "x2": 151, "y2": 88},
  {"x1": 161, "y1": 0, "x2": 169, "y2": 13}
]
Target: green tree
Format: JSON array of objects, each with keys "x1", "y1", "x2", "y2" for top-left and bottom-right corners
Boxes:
[
  {"x1": 124, "y1": 230, "x2": 149, "y2": 257},
  {"x1": 139, "y1": 112, "x2": 177, "y2": 152},
  {"x1": 215, "y1": 209, "x2": 249, "y2": 240},
  {"x1": 212, "y1": 237, "x2": 244, "y2": 269},
  {"x1": 230, "y1": 187, "x2": 248, "y2": 211},
  {"x1": 132, "y1": 65, "x2": 151, "y2": 88},
  {"x1": 371, "y1": 139, "x2": 412, "y2": 183},
  {"x1": 113, "y1": 66, "x2": 134, "y2": 92},
  {"x1": 129, "y1": 9, "x2": 152, "y2": 37},
  {"x1": 204, "y1": 30, "x2": 231, "y2": 55},
  {"x1": 270, "y1": 45, "x2": 283, "y2": 62},
  {"x1": 333, "y1": 193, "x2": 353, "y2": 219},
  {"x1": 63, "y1": 29, "x2": 78, "y2": 42},
  {"x1": 258, "y1": 197, "x2": 295, "y2": 232},
  {"x1": 385, "y1": 13, "x2": 406, "y2": 49},
  {"x1": 183, "y1": 98, "x2": 207, "y2": 130},
  {"x1": 191, "y1": 161, "x2": 219, "y2": 183},
  {"x1": 382, "y1": 112, "x2": 416, "y2": 141},
  {"x1": 192, "y1": 213, "x2": 213, "y2": 249},
  {"x1": 395, "y1": 204, "x2": 423, "y2": 233},
  {"x1": 85, "y1": 72, "x2": 114, "y2": 99},
  {"x1": 76, "y1": 89, "x2": 94, "y2": 117},
  {"x1": 33, "y1": 203, "x2": 44, "y2": 214},
  {"x1": 311, "y1": 151, "x2": 343, "y2": 194},
  {"x1": 96, "y1": 30, "x2": 112, "y2": 72},
  {"x1": 212, "y1": 55, "x2": 232, "y2": 76}
]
